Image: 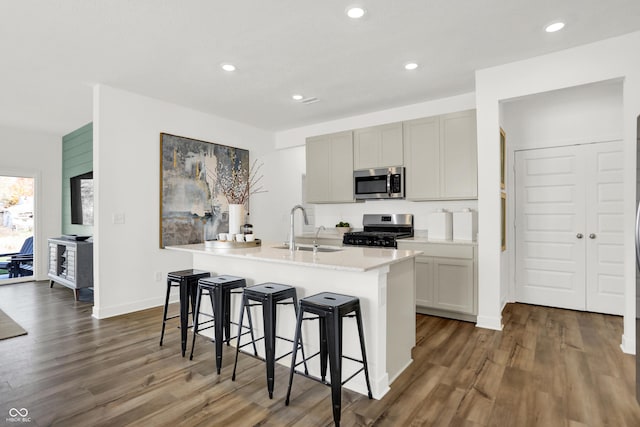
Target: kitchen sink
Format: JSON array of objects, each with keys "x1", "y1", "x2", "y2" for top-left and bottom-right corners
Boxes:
[{"x1": 272, "y1": 244, "x2": 342, "y2": 253}]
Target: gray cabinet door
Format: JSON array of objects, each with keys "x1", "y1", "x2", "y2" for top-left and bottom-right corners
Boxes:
[
  {"x1": 305, "y1": 131, "x2": 354, "y2": 203},
  {"x1": 415, "y1": 256, "x2": 434, "y2": 307},
  {"x1": 403, "y1": 116, "x2": 440, "y2": 200},
  {"x1": 354, "y1": 122, "x2": 403, "y2": 169},
  {"x1": 432, "y1": 258, "x2": 474, "y2": 314},
  {"x1": 440, "y1": 110, "x2": 478, "y2": 199}
]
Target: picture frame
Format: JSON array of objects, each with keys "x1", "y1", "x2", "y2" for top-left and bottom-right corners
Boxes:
[
  {"x1": 159, "y1": 133, "x2": 249, "y2": 248},
  {"x1": 501, "y1": 191, "x2": 506, "y2": 251},
  {"x1": 500, "y1": 127, "x2": 506, "y2": 189}
]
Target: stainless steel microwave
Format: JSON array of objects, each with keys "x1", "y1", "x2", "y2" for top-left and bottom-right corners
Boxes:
[{"x1": 354, "y1": 167, "x2": 405, "y2": 200}]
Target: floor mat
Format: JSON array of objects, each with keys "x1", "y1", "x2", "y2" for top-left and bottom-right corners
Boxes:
[{"x1": 0, "y1": 308, "x2": 27, "y2": 340}]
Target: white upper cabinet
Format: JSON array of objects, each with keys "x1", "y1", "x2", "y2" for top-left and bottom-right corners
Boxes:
[
  {"x1": 305, "y1": 131, "x2": 354, "y2": 203},
  {"x1": 304, "y1": 109, "x2": 477, "y2": 204},
  {"x1": 403, "y1": 116, "x2": 440, "y2": 199},
  {"x1": 353, "y1": 122, "x2": 403, "y2": 169},
  {"x1": 404, "y1": 110, "x2": 477, "y2": 200},
  {"x1": 440, "y1": 110, "x2": 478, "y2": 199}
]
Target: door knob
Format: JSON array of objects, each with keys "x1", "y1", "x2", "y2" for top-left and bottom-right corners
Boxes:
[
  {"x1": 589, "y1": 233, "x2": 596, "y2": 239},
  {"x1": 576, "y1": 233, "x2": 583, "y2": 239}
]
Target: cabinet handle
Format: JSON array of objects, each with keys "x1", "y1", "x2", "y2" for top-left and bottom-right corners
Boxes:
[
  {"x1": 589, "y1": 233, "x2": 596, "y2": 239},
  {"x1": 576, "y1": 233, "x2": 583, "y2": 239}
]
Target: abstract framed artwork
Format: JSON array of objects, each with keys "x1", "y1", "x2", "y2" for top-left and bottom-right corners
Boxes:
[{"x1": 159, "y1": 133, "x2": 249, "y2": 248}]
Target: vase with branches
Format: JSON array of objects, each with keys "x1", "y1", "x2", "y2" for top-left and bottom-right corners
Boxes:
[{"x1": 207, "y1": 155, "x2": 266, "y2": 234}]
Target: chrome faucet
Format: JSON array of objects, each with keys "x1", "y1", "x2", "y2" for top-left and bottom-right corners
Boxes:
[
  {"x1": 289, "y1": 205, "x2": 309, "y2": 252},
  {"x1": 313, "y1": 225, "x2": 326, "y2": 248}
]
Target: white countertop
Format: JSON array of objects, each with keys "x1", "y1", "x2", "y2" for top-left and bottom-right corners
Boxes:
[{"x1": 166, "y1": 241, "x2": 421, "y2": 272}]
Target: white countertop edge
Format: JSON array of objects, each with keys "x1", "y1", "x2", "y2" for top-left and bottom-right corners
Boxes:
[{"x1": 165, "y1": 242, "x2": 422, "y2": 273}]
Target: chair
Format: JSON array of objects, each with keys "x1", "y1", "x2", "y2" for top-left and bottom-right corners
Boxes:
[{"x1": 0, "y1": 236, "x2": 33, "y2": 278}]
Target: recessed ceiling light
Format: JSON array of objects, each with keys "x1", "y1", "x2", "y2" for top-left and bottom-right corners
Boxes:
[
  {"x1": 545, "y1": 22, "x2": 565, "y2": 33},
  {"x1": 346, "y1": 7, "x2": 366, "y2": 19},
  {"x1": 404, "y1": 62, "x2": 419, "y2": 71},
  {"x1": 221, "y1": 63, "x2": 236, "y2": 72},
  {"x1": 292, "y1": 94, "x2": 304, "y2": 101}
]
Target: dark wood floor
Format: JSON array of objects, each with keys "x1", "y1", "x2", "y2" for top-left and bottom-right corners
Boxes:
[{"x1": 1, "y1": 281, "x2": 639, "y2": 426}]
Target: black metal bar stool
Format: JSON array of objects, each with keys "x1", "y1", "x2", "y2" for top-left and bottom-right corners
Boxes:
[
  {"x1": 160, "y1": 269, "x2": 211, "y2": 357},
  {"x1": 231, "y1": 282, "x2": 308, "y2": 399},
  {"x1": 189, "y1": 275, "x2": 250, "y2": 374},
  {"x1": 285, "y1": 292, "x2": 373, "y2": 427}
]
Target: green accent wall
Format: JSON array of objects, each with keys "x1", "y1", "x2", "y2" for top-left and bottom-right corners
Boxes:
[{"x1": 62, "y1": 122, "x2": 93, "y2": 235}]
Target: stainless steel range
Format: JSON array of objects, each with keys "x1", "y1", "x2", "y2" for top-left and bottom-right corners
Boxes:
[{"x1": 342, "y1": 214, "x2": 413, "y2": 248}]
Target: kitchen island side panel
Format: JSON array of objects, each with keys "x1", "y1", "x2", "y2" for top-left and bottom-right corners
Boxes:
[{"x1": 386, "y1": 258, "x2": 416, "y2": 383}]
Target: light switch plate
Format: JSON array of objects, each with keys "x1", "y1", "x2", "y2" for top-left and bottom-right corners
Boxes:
[{"x1": 113, "y1": 212, "x2": 125, "y2": 224}]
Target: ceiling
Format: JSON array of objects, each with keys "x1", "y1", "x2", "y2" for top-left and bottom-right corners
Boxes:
[{"x1": 2, "y1": 1, "x2": 640, "y2": 136}]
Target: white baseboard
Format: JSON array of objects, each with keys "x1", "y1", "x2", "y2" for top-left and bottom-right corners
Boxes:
[
  {"x1": 92, "y1": 295, "x2": 171, "y2": 319},
  {"x1": 621, "y1": 333, "x2": 636, "y2": 355},
  {"x1": 475, "y1": 315, "x2": 503, "y2": 331}
]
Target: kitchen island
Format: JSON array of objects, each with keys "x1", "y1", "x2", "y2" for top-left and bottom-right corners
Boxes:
[{"x1": 166, "y1": 241, "x2": 420, "y2": 399}]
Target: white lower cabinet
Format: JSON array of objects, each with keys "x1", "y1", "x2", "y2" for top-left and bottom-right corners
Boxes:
[{"x1": 398, "y1": 241, "x2": 477, "y2": 322}]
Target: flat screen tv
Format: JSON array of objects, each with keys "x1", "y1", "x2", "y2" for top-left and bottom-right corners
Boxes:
[{"x1": 70, "y1": 171, "x2": 94, "y2": 225}]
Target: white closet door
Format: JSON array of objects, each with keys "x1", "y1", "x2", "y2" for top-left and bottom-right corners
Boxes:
[
  {"x1": 515, "y1": 146, "x2": 587, "y2": 310},
  {"x1": 585, "y1": 141, "x2": 624, "y2": 315}
]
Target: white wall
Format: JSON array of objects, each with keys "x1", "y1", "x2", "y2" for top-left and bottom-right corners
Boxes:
[
  {"x1": 312, "y1": 200, "x2": 477, "y2": 233},
  {"x1": 475, "y1": 31, "x2": 640, "y2": 354},
  {"x1": 92, "y1": 85, "x2": 273, "y2": 318},
  {"x1": 503, "y1": 80, "x2": 623, "y2": 150},
  {"x1": 249, "y1": 145, "x2": 307, "y2": 242},
  {"x1": 501, "y1": 80, "x2": 624, "y2": 306},
  {"x1": 0, "y1": 126, "x2": 61, "y2": 281}
]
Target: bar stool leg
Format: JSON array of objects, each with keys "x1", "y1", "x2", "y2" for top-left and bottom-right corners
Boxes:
[
  {"x1": 319, "y1": 316, "x2": 328, "y2": 382},
  {"x1": 355, "y1": 306, "x2": 373, "y2": 399},
  {"x1": 189, "y1": 280, "x2": 198, "y2": 323},
  {"x1": 232, "y1": 294, "x2": 259, "y2": 381},
  {"x1": 291, "y1": 294, "x2": 309, "y2": 375},
  {"x1": 327, "y1": 314, "x2": 344, "y2": 427},
  {"x1": 207, "y1": 288, "x2": 223, "y2": 374},
  {"x1": 224, "y1": 289, "x2": 232, "y2": 345},
  {"x1": 263, "y1": 297, "x2": 277, "y2": 399},
  {"x1": 189, "y1": 286, "x2": 204, "y2": 360},
  {"x1": 160, "y1": 280, "x2": 172, "y2": 346},
  {"x1": 179, "y1": 279, "x2": 190, "y2": 357},
  {"x1": 231, "y1": 293, "x2": 247, "y2": 382},
  {"x1": 285, "y1": 306, "x2": 305, "y2": 406}
]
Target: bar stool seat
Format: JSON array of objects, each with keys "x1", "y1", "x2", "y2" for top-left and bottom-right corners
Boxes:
[
  {"x1": 232, "y1": 282, "x2": 308, "y2": 399},
  {"x1": 160, "y1": 269, "x2": 210, "y2": 357},
  {"x1": 285, "y1": 291, "x2": 373, "y2": 427},
  {"x1": 189, "y1": 275, "x2": 247, "y2": 374}
]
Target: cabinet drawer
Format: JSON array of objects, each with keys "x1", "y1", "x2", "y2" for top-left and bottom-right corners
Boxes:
[{"x1": 398, "y1": 242, "x2": 474, "y2": 259}]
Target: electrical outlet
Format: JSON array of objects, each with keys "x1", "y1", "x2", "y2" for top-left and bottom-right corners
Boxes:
[{"x1": 155, "y1": 272, "x2": 162, "y2": 282}]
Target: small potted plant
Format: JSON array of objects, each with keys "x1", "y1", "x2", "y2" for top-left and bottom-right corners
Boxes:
[{"x1": 335, "y1": 221, "x2": 351, "y2": 235}]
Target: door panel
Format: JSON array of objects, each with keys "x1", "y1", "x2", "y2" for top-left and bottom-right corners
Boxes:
[
  {"x1": 515, "y1": 146, "x2": 586, "y2": 310},
  {"x1": 433, "y1": 258, "x2": 474, "y2": 314},
  {"x1": 585, "y1": 142, "x2": 624, "y2": 315}
]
